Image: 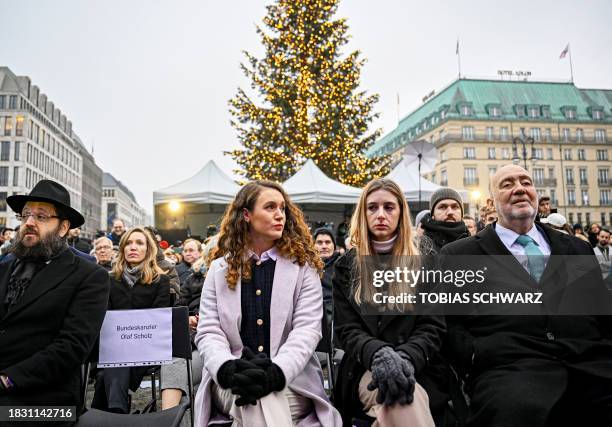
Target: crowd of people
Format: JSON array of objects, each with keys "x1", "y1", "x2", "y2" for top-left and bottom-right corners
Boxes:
[{"x1": 1, "y1": 166, "x2": 612, "y2": 426}]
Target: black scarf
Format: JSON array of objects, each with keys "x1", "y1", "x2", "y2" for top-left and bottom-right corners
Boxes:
[
  {"x1": 422, "y1": 218, "x2": 469, "y2": 251},
  {"x1": 4, "y1": 258, "x2": 48, "y2": 311}
]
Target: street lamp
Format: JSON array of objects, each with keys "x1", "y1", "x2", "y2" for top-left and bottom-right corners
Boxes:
[{"x1": 512, "y1": 127, "x2": 535, "y2": 169}]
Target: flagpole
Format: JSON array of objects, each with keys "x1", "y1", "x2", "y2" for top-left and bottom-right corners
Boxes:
[
  {"x1": 568, "y1": 44, "x2": 574, "y2": 83},
  {"x1": 456, "y1": 39, "x2": 462, "y2": 79}
]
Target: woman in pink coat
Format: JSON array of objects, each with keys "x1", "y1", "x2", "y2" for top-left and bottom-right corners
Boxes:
[{"x1": 193, "y1": 180, "x2": 342, "y2": 427}]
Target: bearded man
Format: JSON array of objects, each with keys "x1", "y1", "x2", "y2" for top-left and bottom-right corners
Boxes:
[{"x1": 0, "y1": 180, "x2": 110, "y2": 425}]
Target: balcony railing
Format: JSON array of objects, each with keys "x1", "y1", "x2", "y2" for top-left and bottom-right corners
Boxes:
[
  {"x1": 534, "y1": 178, "x2": 557, "y2": 187},
  {"x1": 599, "y1": 180, "x2": 612, "y2": 187},
  {"x1": 436, "y1": 133, "x2": 610, "y2": 145},
  {"x1": 463, "y1": 178, "x2": 479, "y2": 186}
]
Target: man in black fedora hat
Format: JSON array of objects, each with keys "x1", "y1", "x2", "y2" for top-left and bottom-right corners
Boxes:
[{"x1": 0, "y1": 179, "x2": 110, "y2": 424}]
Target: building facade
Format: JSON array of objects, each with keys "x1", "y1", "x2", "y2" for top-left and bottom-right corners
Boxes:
[
  {"x1": 76, "y1": 136, "x2": 103, "y2": 239},
  {"x1": 369, "y1": 78, "x2": 612, "y2": 226},
  {"x1": 102, "y1": 172, "x2": 148, "y2": 230},
  {"x1": 0, "y1": 66, "x2": 104, "y2": 231}
]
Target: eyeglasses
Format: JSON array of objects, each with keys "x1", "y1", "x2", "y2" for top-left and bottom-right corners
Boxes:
[{"x1": 15, "y1": 213, "x2": 61, "y2": 223}]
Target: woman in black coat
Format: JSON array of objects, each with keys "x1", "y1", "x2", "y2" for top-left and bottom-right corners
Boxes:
[
  {"x1": 92, "y1": 226, "x2": 171, "y2": 413},
  {"x1": 333, "y1": 179, "x2": 445, "y2": 427}
]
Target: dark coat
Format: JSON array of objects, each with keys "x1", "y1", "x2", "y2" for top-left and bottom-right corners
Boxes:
[
  {"x1": 0, "y1": 248, "x2": 110, "y2": 412},
  {"x1": 442, "y1": 224, "x2": 612, "y2": 426},
  {"x1": 332, "y1": 249, "x2": 446, "y2": 425},
  {"x1": 68, "y1": 236, "x2": 92, "y2": 255},
  {"x1": 108, "y1": 272, "x2": 171, "y2": 310},
  {"x1": 178, "y1": 269, "x2": 204, "y2": 315},
  {"x1": 321, "y1": 252, "x2": 341, "y2": 322},
  {"x1": 175, "y1": 261, "x2": 192, "y2": 286}
]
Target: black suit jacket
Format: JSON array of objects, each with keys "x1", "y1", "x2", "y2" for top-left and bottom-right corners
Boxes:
[
  {"x1": 0, "y1": 248, "x2": 110, "y2": 408},
  {"x1": 442, "y1": 224, "x2": 612, "y2": 380}
]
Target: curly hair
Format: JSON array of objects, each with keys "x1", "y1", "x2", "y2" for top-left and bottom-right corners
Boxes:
[{"x1": 209, "y1": 180, "x2": 323, "y2": 290}]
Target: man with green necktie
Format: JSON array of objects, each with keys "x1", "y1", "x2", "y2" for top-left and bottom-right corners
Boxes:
[{"x1": 441, "y1": 165, "x2": 612, "y2": 427}]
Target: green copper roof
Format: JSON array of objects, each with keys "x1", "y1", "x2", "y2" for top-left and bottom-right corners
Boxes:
[{"x1": 368, "y1": 78, "x2": 612, "y2": 156}]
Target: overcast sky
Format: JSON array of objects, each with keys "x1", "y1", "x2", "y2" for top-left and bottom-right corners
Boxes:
[{"x1": 1, "y1": 0, "x2": 611, "y2": 213}]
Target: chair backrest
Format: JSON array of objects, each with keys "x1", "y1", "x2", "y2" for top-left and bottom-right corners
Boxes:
[
  {"x1": 76, "y1": 399, "x2": 189, "y2": 427},
  {"x1": 90, "y1": 306, "x2": 191, "y2": 365}
]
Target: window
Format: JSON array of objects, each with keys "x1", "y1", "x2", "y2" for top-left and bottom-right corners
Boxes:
[
  {"x1": 500, "y1": 127, "x2": 509, "y2": 141},
  {"x1": 582, "y1": 190, "x2": 589, "y2": 206},
  {"x1": 515, "y1": 105, "x2": 526, "y2": 117},
  {"x1": 578, "y1": 213, "x2": 582, "y2": 224},
  {"x1": 0, "y1": 96, "x2": 5, "y2": 109},
  {"x1": 548, "y1": 167, "x2": 555, "y2": 180},
  {"x1": 488, "y1": 166, "x2": 497, "y2": 176},
  {"x1": 440, "y1": 150, "x2": 446, "y2": 161},
  {"x1": 595, "y1": 129, "x2": 607, "y2": 143},
  {"x1": 0, "y1": 167, "x2": 8, "y2": 186},
  {"x1": 439, "y1": 130, "x2": 445, "y2": 142},
  {"x1": 533, "y1": 168, "x2": 545, "y2": 185},
  {"x1": 569, "y1": 213, "x2": 574, "y2": 224},
  {"x1": 9, "y1": 95, "x2": 17, "y2": 109},
  {"x1": 547, "y1": 148, "x2": 553, "y2": 160},
  {"x1": 3, "y1": 117, "x2": 12, "y2": 136},
  {"x1": 601, "y1": 190, "x2": 611, "y2": 206},
  {"x1": 563, "y1": 128, "x2": 571, "y2": 142},
  {"x1": 489, "y1": 106, "x2": 501, "y2": 117},
  {"x1": 593, "y1": 110, "x2": 604, "y2": 120},
  {"x1": 488, "y1": 147, "x2": 496, "y2": 159},
  {"x1": 0, "y1": 141, "x2": 9, "y2": 161},
  {"x1": 597, "y1": 150, "x2": 608, "y2": 161},
  {"x1": 534, "y1": 148, "x2": 543, "y2": 160},
  {"x1": 567, "y1": 189, "x2": 576, "y2": 205},
  {"x1": 464, "y1": 167, "x2": 477, "y2": 185},
  {"x1": 15, "y1": 116, "x2": 24, "y2": 137},
  {"x1": 531, "y1": 128, "x2": 541, "y2": 141},
  {"x1": 564, "y1": 149, "x2": 572, "y2": 160},
  {"x1": 578, "y1": 149, "x2": 586, "y2": 160},
  {"x1": 565, "y1": 109, "x2": 576, "y2": 120},
  {"x1": 12, "y1": 167, "x2": 18, "y2": 186},
  {"x1": 441, "y1": 169, "x2": 448, "y2": 186},
  {"x1": 598, "y1": 169, "x2": 610, "y2": 185},
  {"x1": 486, "y1": 127, "x2": 495, "y2": 140},
  {"x1": 541, "y1": 106, "x2": 551, "y2": 118},
  {"x1": 461, "y1": 105, "x2": 472, "y2": 116},
  {"x1": 566, "y1": 168, "x2": 574, "y2": 185},
  {"x1": 545, "y1": 128, "x2": 552, "y2": 142},
  {"x1": 14, "y1": 141, "x2": 20, "y2": 161},
  {"x1": 462, "y1": 126, "x2": 474, "y2": 140},
  {"x1": 602, "y1": 212, "x2": 606, "y2": 226},
  {"x1": 502, "y1": 148, "x2": 510, "y2": 159},
  {"x1": 586, "y1": 213, "x2": 591, "y2": 225},
  {"x1": 528, "y1": 107, "x2": 539, "y2": 118},
  {"x1": 431, "y1": 172, "x2": 436, "y2": 184},
  {"x1": 576, "y1": 128, "x2": 584, "y2": 142},
  {"x1": 580, "y1": 168, "x2": 588, "y2": 185},
  {"x1": 550, "y1": 189, "x2": 557, "y2": 205},
  {"x1": 463, "y1": 147, "x2": 476, "y2": 159}
]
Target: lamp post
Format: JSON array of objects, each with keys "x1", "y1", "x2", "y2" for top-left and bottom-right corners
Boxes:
[
  {"x1": 169, "y1": 200, "x2": 181, "y2": 229},
  {"x1": 512, "y1": 127, "x2": 535, "y2": 169}
]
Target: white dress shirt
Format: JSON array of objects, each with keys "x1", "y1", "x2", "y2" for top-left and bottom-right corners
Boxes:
[{"x1": 495, "y1": 222, "x2": 551, "y2": 275}]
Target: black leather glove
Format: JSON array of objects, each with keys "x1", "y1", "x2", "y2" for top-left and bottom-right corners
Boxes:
[
  {"x1": 216, "y1": 358, "x2": 266, "y2": 391},
  {"x1": 367, "y1": 346, "x2": 414, "y2": 406},
  {"x1": 234, "y1": 347, "x2": 287, "y2": 406}
]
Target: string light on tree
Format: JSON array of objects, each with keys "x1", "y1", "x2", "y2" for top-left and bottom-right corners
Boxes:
[{"x1": 227, "y1": 0, "x2": 389, "y2": 186}]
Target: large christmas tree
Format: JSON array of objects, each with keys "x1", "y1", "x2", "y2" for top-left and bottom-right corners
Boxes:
[{"x1": 228, "y1": 0, "x2": 389, "y2": 186}]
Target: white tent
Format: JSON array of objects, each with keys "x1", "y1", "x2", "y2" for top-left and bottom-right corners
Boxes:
[
  {"x1": 153, "y1": 160, "x2": 240, "y2": 204},
  {"x1": 284, "y1": 159, "x2": 362, "y2": 203},
  {"x1": 386, "y1": 158, "x2": 468, "y2": 202}
]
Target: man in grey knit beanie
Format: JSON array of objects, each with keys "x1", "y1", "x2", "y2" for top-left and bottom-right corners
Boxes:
[{"x1": 429, "y1": 187, "x2": 464, "y2": 222}]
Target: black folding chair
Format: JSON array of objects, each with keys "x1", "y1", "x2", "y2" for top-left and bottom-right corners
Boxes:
[{"x1": 77, "y1": 399, "x2": 189, "y2": 427}]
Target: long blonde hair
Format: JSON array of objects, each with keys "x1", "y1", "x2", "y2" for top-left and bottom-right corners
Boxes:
[
  {"x1": 350, "y1": 179, "x2": 420, "y2": 307},
  {"x1": 210, "y1": 181, "x2": 323, "y2": 290},
  {"x1": 112, "y1": 227, "x2": 164, "y2": 285}
]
